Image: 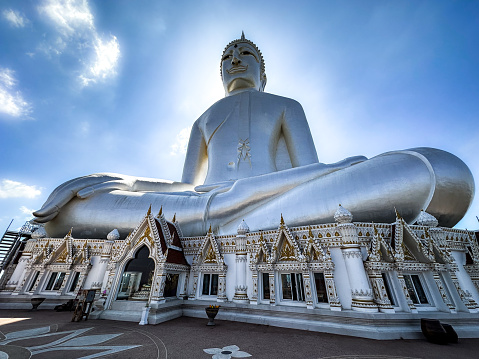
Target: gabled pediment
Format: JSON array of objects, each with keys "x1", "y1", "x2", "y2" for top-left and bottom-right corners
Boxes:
[
  {"x1": 393, "y1": 213, "x2": 434, "y2": 263},
  {"x1": 252, "y1": 232, "x2": 271, "y2": 264},
  {"x1": 368, "y1": 225, "x2": 394, "y2": 262},
  {"x1": 303, "y1": 227, "x2": 328, "y2": 263},
  {"x1": 270, "y1": 216, "x2": 305, "y2": 263},
  {"x1": 193, "y1": 227, "x2": 224, "y2": 266}
]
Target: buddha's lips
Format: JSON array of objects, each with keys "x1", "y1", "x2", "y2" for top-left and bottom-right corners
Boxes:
[{"x1": 227, "y1": 65, "x2": 248, "y2": 74}]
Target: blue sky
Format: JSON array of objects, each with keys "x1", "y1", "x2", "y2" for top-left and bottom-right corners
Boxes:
[{"x1": 1, "y1": 0, "x2": 478, "y2": 233}]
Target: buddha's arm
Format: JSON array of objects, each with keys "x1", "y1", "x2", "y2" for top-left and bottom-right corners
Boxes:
[
  {"x1": 181, "y1": 121, "x2": 208, "y2": 186},
  {"x1": 281, "y1": 100, "x2": 320, "y2": 167},
  {"x1": 33, "y1": 173, "x2": 195, "y2": 223}
]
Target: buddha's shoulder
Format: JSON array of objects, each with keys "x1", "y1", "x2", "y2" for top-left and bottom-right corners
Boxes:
[{"x1": 207, "y1": 92, "x2": 302, "y2": 109}]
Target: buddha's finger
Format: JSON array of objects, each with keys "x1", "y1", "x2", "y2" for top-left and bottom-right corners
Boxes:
[
  {"x1": 77, "y1": 180, "x2": 133, "y2": 199},
  {"x1": 32, "y1": 210, "x2": 59, "y2": 223}
]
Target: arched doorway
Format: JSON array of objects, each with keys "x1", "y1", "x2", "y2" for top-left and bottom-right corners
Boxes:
[{"x1": 116, "y1": 245, "x2": 155, "y2": 301}]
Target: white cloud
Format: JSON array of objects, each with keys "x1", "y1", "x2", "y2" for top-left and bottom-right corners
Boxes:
[
  {"x1": 38, "y1": 0, "x2": 93, "y2": 37},
  {"x1": 170, "y1": 127, "x2": 192, "y2": 155},
  {"x1": 0, "y1": 68, "x2": 32, "y2": 119},
  {"x1": 38, "y1": 0, "x2": 120, "y2": 86},
  {"x1": 0, "y1": 180, "x2": 42, "y2": 199},
  {"x1": 2, "y1": 9, "x2": 27, "y2": 28},
  {"x1": 80, "y1": 35, "x2": 120, "y2": 86}
]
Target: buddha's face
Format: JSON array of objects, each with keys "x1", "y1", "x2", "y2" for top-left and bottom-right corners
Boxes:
[{"x1": 221, "y1": 42, "x2": 262, "y2": 95}]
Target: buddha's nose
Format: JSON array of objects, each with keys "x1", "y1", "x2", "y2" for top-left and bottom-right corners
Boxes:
[{"x1": 231, "y1": 56, "x2": 241, "y2": 66}]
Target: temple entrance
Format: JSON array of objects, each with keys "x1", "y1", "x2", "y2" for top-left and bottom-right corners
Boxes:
[{"x1": 117, "y1": 246, "x2": 155, "y2": 301}]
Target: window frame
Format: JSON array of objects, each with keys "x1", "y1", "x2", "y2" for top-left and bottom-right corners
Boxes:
[
  {"x1": 201, "y1": 273, "x2": 219, "y2": 297},
  {"x1": 279, "y1": 272, "x2": 305, "y2": 304},
  {"x1": 403, "y1": 273, "x2": 431, "y2": 307}
]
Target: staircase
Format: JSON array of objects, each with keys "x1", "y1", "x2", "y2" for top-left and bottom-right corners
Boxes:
[{"x1": 0, "y1": 220, "x2": 38, "y2": 269}]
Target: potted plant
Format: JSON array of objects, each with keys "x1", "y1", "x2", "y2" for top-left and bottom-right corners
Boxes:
[{"x1": 205, "y1": 305, "x2": 220, "y2": 326}]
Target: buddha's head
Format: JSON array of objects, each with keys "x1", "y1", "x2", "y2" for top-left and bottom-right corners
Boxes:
[{"x1": 221, "y1": 32, "x2": 267, "y2": 96}]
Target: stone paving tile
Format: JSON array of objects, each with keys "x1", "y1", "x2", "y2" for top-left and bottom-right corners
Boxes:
[{"x1": 0, "y1": 309, "x2": 478, "y2": 358}]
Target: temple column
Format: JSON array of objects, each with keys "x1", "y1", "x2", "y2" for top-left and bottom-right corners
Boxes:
[
  {"x1": 249, "y1": 272, "x2": 258, "y2": 304},
  {"x1": 367, "y1": 267, "x2": 394, "y2": 313},
  {"x1": 179, "y1": 272, "x2": 189, "y2": 299},
  {"x1": 324, "y1": 269, "x2": 341, "y2": 310},
  {"x1": 189, "y1": 272, "x2": 198, "y2": 300},
  {"x1": 217, "y1": 273, "x2": 227, "y2": 302},
  {"x1": 335, "y1": 205, "x2": 377, "y2": 312},
  {"x1": 233, "y1": 221, "x2": 249, "y2": 303}
]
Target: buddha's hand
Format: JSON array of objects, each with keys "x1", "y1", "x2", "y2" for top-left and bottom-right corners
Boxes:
[{"x1": 33, "y1": 173, "x2": 192, "y2": 223}]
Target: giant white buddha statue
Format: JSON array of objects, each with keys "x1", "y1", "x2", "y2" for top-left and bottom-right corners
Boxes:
[{"x1": 34, "y1": 33, "x2": 475, "y2": 239}]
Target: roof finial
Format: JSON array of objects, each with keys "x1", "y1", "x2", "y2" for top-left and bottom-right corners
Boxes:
[
  {"x1": 172, "y1": 213, "x2": 176, "y2": 222},
  {"x1": 147, "y1": 204, "x2": 152, "y2": 216},
  {"x1": 66, "y1": 227, "x2": 73, "y2": 237},
  {"x1": 280, "y1": 213, "x2": 285, "y2": 226},
  {"x1": 208, "y1": 224, "x2": 212, "y2": 234},
  {"x1": 241, "y1": 31, "x2": 245, "y2": 40},
  {"x1": 156, "y1": 206, "x2": 163, "y2": 218}
]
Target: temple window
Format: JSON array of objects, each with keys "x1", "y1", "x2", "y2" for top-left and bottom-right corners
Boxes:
[
  {"x1": 164, "y1": 273, "x2": 180, "y2": 297},
  {"x1": 68, "y1": 272, "x2": 81, "y2": 293},
  {"x1": 262, "y1": 273, "x2": 270, "y2": 300},
  {"x1": 202, "y1": 274, "x2": 219, "y2": 296},
  {"x1": 281, "y1": 273, "x2": 305, "y2": 301},
  {"x1": 382, "y1": 273, "x2": 396, "y2": 306},
  {"x1": 27, "y1": 271, "x2": 40, "y2": 292},
  {"x1": 313, "y1": 273, "x2": 328, "y2": 303},
  {"x1": 45, "y1": 272, "x2": 65, "y2": 291},
  {"x1": 403, "y1": 274, "x2": 429, "y2": 305},
  {"x1": 116, "y1": 245, "x2": 155, "y2": 301}
]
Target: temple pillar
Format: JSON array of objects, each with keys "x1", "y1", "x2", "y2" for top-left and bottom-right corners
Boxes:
[
  {"x1": 250, "y1": 272, "x2": 258, "y2": 304},
  {"x1": 335, "y1": 205, "x2": 377, "y2": 312},
  {"x1": 189, "y1": 272, "x2": 198, "y2": 300},
  {"x1": 367, "y1": 267, "x2": 394, "y2": 313},
  {"x1": 324, "y1": 269, "x2": 341, "y2": 310},
  {"x1": 233, "y1": 221, "x2": 249, "y2": 303}
]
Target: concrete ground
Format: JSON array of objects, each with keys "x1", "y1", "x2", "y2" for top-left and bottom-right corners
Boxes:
[{"x1": 0, "y1": 309, "x2": 477, "y2": 359}]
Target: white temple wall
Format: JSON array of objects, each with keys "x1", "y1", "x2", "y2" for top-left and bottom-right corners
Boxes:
[
  {"x1": 7, "y1": 254, "x2": 29, "y2": 291},
  {"x1": 450, "y1": 250, "x2": 479, "y2": 304},
  {"x1": 329, "y1": 247, "x2": 351, "y2": 309},
  {"x1": 83, "y1": 255, "x2": 101, "y2": 289},
  {"x1": 224, "y1": 253, "x2": 236, "y2": 301},
  {"x1": 423, "y1": 271, "x2": 449, "y2": 312},
  {"x1": 442, "y1": 271, "x2": 468, "y2": 312}
]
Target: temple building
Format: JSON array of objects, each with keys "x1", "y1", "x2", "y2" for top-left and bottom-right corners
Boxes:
[{"x1": 1, "y1": 205, "x2": 478, "y2": 339}]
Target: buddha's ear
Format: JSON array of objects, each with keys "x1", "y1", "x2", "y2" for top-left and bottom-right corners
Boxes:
[{"x1": 260, "y1": 73, "x2": 267, "y2": 92}]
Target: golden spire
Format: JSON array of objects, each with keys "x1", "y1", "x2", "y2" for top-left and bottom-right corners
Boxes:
[
  {"x1": 66, "y1": 227, "x2": 73, "y2": 237},
  {"x1": 280, "y1": 213, "x2": 285, "y2": 227},
  {"x1": 394, "y1": 207, "x2": 402, "y2": 220},
  {"x1": 172, "y1": 213, "x2": 176, "y2": 222},
  {"x1": 156, "y1": 206, "x2": 163, "y2": 218},
  {"x1": 208, "y1": 224, "x2": 212, "y2": 234},
  {"x1": 147, "y1": 204, "x2": 152, "y2": 216}
]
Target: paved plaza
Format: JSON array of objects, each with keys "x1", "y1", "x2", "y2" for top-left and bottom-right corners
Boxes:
[{"x1": 0, "y1": 309, "x2": 477, "y2": 358}]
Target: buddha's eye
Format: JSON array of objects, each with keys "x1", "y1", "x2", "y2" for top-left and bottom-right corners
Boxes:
[
  {"x1": 222, "y1": 55, "x2": 232, "y2": 61},
  {"x1": 241, "y1": 51, "x2": 251, "y2": 55}
]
